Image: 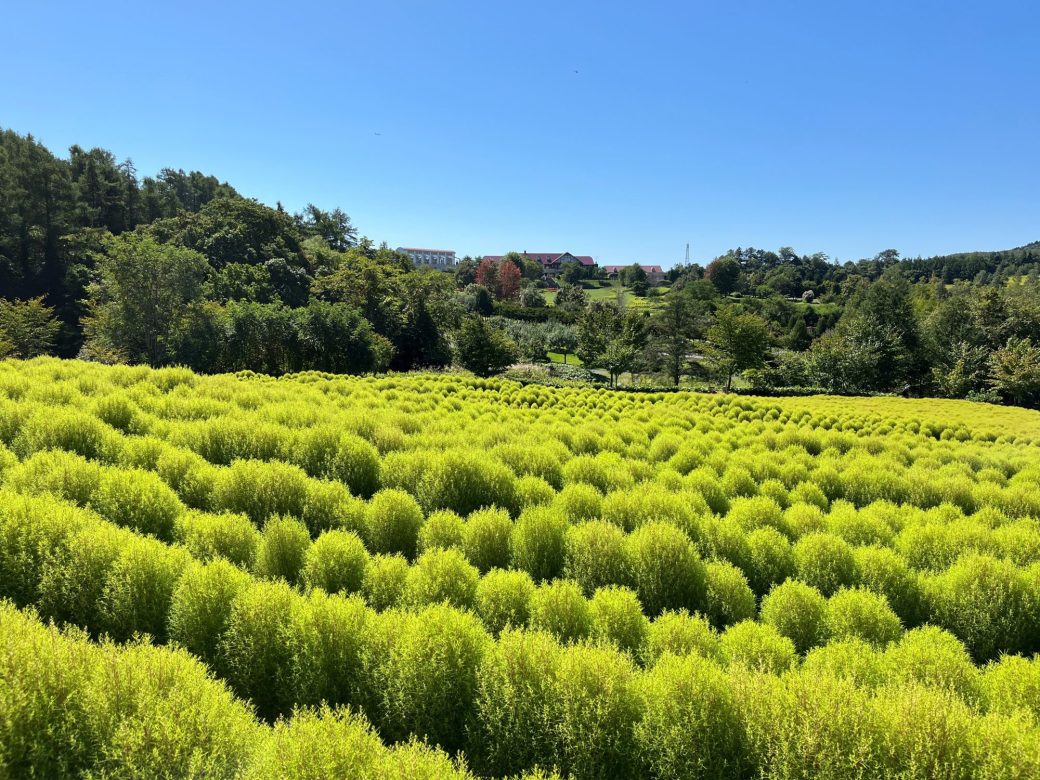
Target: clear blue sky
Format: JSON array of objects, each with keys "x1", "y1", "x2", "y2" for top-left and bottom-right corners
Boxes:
[{"x1": 3, "y1": 1, "x2": 1038, "y2": 268}]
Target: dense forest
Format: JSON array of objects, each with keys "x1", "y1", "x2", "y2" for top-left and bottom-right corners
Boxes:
[{"x1": 2, "y1": 127, "x2": 1040, "y2": 406}]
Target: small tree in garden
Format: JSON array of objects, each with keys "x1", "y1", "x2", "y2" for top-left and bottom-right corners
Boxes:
[{"x1": 456, "y1": 316, "x2": 517, "y2": 377}]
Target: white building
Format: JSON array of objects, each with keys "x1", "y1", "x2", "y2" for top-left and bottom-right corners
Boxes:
[{"x1": 397, "y1": 247, "x2": 456, "y2": 270}]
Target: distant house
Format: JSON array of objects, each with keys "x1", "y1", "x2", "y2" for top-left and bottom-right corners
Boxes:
[
  {"x1": 396, "y1": 247, "x2": 456, "y2": 270},
  {"x1": 603, "y1": 264, "x2": 666, "y2": 286},
  {"x1": 482, "y1": 251, "x2": 596, "y2": 279}
]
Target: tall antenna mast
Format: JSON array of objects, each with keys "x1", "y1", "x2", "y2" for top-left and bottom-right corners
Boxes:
[{"x1": 685, "y1": 243, "x2": 690, "y2": 263}]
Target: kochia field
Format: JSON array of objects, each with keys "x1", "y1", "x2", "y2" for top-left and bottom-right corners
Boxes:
[{"x1": 2, "y1": 357, "x2": 1040, "y2": 779}]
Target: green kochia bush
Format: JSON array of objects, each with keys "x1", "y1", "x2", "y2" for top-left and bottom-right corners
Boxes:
[
  {"x1": 793, "y1": 532, "x2": 858, "y2": 596},
  {"x1": 545, "y1": 643, "x2": 642, "y2": 780},
  {"x1": 363, "y1": 553, "x2": 410, "y2": 611},
  {"x1": 168, "y1": 558, "x2": 252, "y2": 670},
  {"x1": 418, "y1": 450, "x2": 518, "y2": 517},
  {"x1": 826, "y1": 587, "x2": 903, "y2": 646},
  {"x1": 704, "y1": 561, "x2": 757, "y2": 630},
  {"x1": 470, "y1": 629, "x2": 562, "y2": 777},
  {"x1": 404, "y1": 548, "x2": 480, "y2": 609},
  {"x1": 589, "y1": 585, "x2": 649, "y2": 656},
  {"x1": 721, "y1": 620, "x2": 797, "y2": 674},
  {"x1": 91, "y1": 466, "x2": 185, "y2": 540},
  {"x1": 418, "y1": 509, "x2": 466, "y2": 553},
  {"x1": 624, "y1": 521, "x2": 706, "y2": 616},
  {"x1": 760, "y1": 580, "x2": 830, "y2": 654},
  {"x1": 302, "y1": 530, "x2": 369, "y2": 595},
  {"x1": 925, "y1": 553, "x2": 1039, "y2": 661},
  {"x1": 12, "y1": 407, "x2": 119, "y2": 461},
  {"x1": 475, "y1": 567, "x2": 535, "y2": 634},
  {"x1": 212, "y1": 459, "x2": 311, "y2": 525},
  {"x1": 364, "y1": 489, "x2": 424, "y2": 559},
  {"x1": 565, "y1": 520, "x2": 630, "y2": 595},
  {"x1": 463, "y1": 507, "x2": 513, "y2": 573},
  {"x1": 5, "y1": 449, "x2": 101, "y2": 506},
  {"x1": 98, "y1": 534, "x2": 190, "y2": 642},
  {"x1": 643, "y1": 609, "x2": 722, "y2": 664},
  {"x1": 511, "y1": 506, "x2": 568, "y2": 582},
  {"x1": 367, "y1": 604, "x2": 490, "y2": 753},
  {"x1": 635, "y1": 653, "x2": 746, "y2": 779},
  {"x1": 174, "y1": 510, "x2": 261, "y2": 567},
  {"x1": 0, "y1": 603, "x2": 262, "y2": 779},
  {"x1": 220, "y1": 579, "x2": 298, "y2": 720},
  {"x1": 529, "y1": 579, "x2": 592, "y2": 643},
  {"x1": 254, "y1": 515, "x2": 311, "y2": 585}
]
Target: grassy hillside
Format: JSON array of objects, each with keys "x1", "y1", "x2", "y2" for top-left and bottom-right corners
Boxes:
[{"x1": 2, "y1": 357, "x2": 1040, "y2": 778}]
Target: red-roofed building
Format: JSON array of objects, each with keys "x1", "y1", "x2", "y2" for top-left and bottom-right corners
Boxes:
[
  {"x1": 482, "y1": 251, "x2": 596, "y2": 279},
  {"x1": 603, "y1": 264, "x2": 666, "y2": 285}
]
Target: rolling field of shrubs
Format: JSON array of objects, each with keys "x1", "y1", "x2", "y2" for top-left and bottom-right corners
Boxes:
[{"x1": 4, "y1": 357, "x2": 1040, "y2": 778}]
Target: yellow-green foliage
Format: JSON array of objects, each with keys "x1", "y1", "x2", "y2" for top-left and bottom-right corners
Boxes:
[{"x1": 2, "y1": 358, "x2": 1040, "y2": 777}]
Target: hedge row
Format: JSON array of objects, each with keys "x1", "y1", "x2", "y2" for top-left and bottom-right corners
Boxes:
[{"x1": 4, "y1": 600, "x2": 1040, "y2": 780}]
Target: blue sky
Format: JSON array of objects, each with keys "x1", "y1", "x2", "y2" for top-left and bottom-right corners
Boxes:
[{"x1": 3, "y1": 1, "x2": 1038, "y2": 268}]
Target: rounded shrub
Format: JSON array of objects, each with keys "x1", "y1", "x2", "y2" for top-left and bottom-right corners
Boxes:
[
  {"x1": 564, "y1": 520, "x2": 630, "y2": 595},
  {"x1": 219, "y1": 579, "x2": 298, "y2": 720},
  {"x1": 302, "y1": 530, "x2": 369, "y2": 595},
  {"x1": 643, "y1": 609, "x2": 722, "y2": 664},
  {"x1": 417, "y1": 450, "x2": 518, "y2": 517},
  {"x1": 99, "y1": 535, "x2": 190, "y2": 642},
  {"x1": 726, "y1": 495, "x2": 784, "y2": 533},
  {"x1": 746, "y1": 526, "x2": 796, "y2": 597},
  {"x1": 6, "y1": 449, "x2": 102, "y2": 506},
  {"x1": 418, "y1": 509, "x2": 466, "y2": 553},
  {"x1": 704, "y1": 561, "x2": 757, "y2": 630},
  {"x1": 589, "y1": 585, "x2": 649, "y2": 656},
  {"x1": 211, "y1": 459, "x2": 310, "y2": 525},
  {"x1": 719, "y1": 620, "x2": 797, "y2": 674},
  {"x1": 635, "y1": 652, "x2": 745, "y2": 779},
  {"x1": 803, "y1": 638, "x2": 885, "y2": 688},
  {"x1": 925, "y1": 553, "x2": 1037, "y2": 661},
  {"x1": 780, "y1": 502, "x2": 827, "y2": 538},
  {"x1": 13, "y1": 407, "x2": 118, "y2": 461},
  {"x1": 882, "y1": 626, "x2": 982, "y2": 703},
  {"x1": 368, "y1": 604, "x2": 490, "y2": 753},
  {"x1": 469, "y1": 629, "x2": 561, "y2": 777},
  {"x1": 300, "y1": 480, "x2": 365, "y2": 536},
  {"x1": 404, "y1": 547, "x2": 480, "y2": 609},
  {"x1": 475, "y1": 567, "x2": 536, "y2": 634},
  {"x1": 853, "y1": 545, "x2": 927, "y2": 627},
  {"x1": 760, "y1": 580, "x2": 830, "y2": 654},
  {"x1": 529, "y1": 579, "x2": 592, "y2": 643},
  {"x1": 362, "y1": 553, "x2": 409, "y2": 611},
  {"x1": 168, "y1": 558, "x2": 253, "y2": 669},
  {"x1": 91, "y1": 467, "x2": 185, "y2": 540},
  {"x1": 553, "y1": 483, "x2": 603, "y2": 522},
  {"x1": 699, "y1": 518, "x2": 755, "y2": 579},
  {"x1": 331, "y1": 433, "x2": 382, "y2": 498},
  {"x1": 463, "y1": 507, "x2": 513, "y2": 573},
  {"x1": 792, "y1": 532, "x2": 858, "y2": 596},
  {"x1": 625, "y1": 521, "x2": 706, "y2": 616},
  {"x1": 982, "y1": 655, "x2": 1040, "y2": 719},
  {"x1": 155, "y1": 446, "x2": 218, "y2": 510},
  {"x1": 515, "y1": 475, "x2": 556, "y2": 508},
  {"x1": 826, "y1": 587, "x2": 903, "y2": 646},
  {"x1": 173, "y1": 511, "x2": 260, "y2": 567},
  {"x1": 546, "y1": 643, "x2": 642, "y2": 780},
  {"x1": 285, "y1": 590, "x2": 371, "y2": 710},
  {"x1": 511, "y1": 506, "x2": 568, "y2": 582},
  {"x1": 364, "y1": 489, "x2": 424, "y2": 559},
  {"x1": 248, "y1": 706, "x2": 384, "y2": 779},
  {"x1": 254, "y1": 515, "x2": 312, "y2": 585}
]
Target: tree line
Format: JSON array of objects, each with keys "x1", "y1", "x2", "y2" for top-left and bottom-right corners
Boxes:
[{"x1": 2, "y1": 127, "x2": 1039, "y2": 406}]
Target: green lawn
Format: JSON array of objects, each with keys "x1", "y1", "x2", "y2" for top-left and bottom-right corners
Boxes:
[
  {"x1": 541, "y1": 281, "x2": 670, "y2": 310},
  {"x1": 547, "y1": 351, "x2": 583, "y2": 366}
]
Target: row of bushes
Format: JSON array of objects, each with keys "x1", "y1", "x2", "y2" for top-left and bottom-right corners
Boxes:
[
  {"x1": 5, "y1": 435, "x2": 1040, "y2": 662},
  {"x1": 0, "y1": 603, "x2": 476, "y2": 779},
  {"x1": 4, "y1": 596, "x2": 1040, "y2": 780}
]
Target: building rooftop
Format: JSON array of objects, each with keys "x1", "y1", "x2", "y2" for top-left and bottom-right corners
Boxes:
[
  {"x1": 483, "y1": 252, "x2": 596, "y2": 267},
  {"x1": 397, "y1": 247, "x2": 455, "y2": 253}
]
